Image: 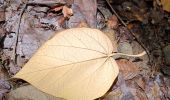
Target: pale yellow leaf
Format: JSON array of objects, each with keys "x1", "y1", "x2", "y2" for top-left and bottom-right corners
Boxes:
[{"x1": 13, "y1": 28, "x2": 119, "y2": 100}]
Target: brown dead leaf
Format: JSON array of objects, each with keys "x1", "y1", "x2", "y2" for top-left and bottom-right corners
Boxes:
[
  {"x1": 107, "y1": 15, "x2": 118, "y2": 29},
  {"x1": 134, "y1": 14, "x2": 144, "y2": 22},
  {"x1": 116, "y1": 59, "x2": 139, "y2": 80},
  {"x1": 50, "y1": 5, "x2": 73, "y2": 19},
  {"x1": 13, "y1": 28, "x2": 119, "y2": 100},
  {"x1": 51, "y1": 5, "x2": 63, "y2": 12},
  {"x1": 62, "y1": 6, "x2": 73, "y2": 18},
  {"x1": 161, "y1": 0, "x2": 170, "y2": 12},
  {"x1": 135, "y1": 77, "x2": 146, "y2": 90}
]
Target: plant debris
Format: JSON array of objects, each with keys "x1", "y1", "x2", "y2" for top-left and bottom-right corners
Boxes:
[{"x1": 0, "y1": 0, "x2": 169, "y2": 99}]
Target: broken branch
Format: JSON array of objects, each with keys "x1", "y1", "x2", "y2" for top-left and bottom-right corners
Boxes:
[{"x1": 11, "y1": 2, "x2": 28, "y2": 64}]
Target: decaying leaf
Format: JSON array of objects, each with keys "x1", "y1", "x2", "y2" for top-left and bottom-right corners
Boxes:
[
  {"x1": 6, "y1": 85, "x2": 63, "y2": 100},
  {"x1": 102, "y1": 28, "x2": 118, "y2": 51},
  {"x1": 152, "y1": 82, "x2": 161, "y2": 100},
  {"x1": 161, "y1": 0, "x2": 170, "y2": 12},
  {"x1": 0, "y1": 79, "x2": 11, "y2": 99},
  {"x1": 103, "y1": 88, "x2": 122, "y2": 100},
  {"x1": 13, "y1": 28, "x2": 119, "y2": 100},
  {"x1": 51, "y1": 5, "x2": 73, "y2": 18},
  {"x1": 62, "y1": 6, "x2": 73, "y2": 18},
  {"x1": 135, "y1": 77, "x2": 146, "y2": 90},
  {"x1": 116, "y1": 59, "x2": 139, "y2": 80},
  {"x1": 106, "y1": 15, "x2": 118, "y2": 29}
]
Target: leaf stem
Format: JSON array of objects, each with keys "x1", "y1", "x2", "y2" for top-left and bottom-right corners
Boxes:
[{"x1": 108, "y1": 51, "x2": 146, "y2": 57}]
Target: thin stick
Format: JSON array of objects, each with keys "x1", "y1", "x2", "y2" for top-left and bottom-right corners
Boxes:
[
  {"x1": 11, "y1": 1, "x2": 67, "y2": 64},
  {"x1": 11, "y1": 2, "x2": 28, "y2": 64},
  {"x1": 105, "y1": 0, "x2": 151, "y2": 64},
  {"x1": 27, "y1": 2, "x2": 66, "y2": 8},
  {"x1": 105, "y1": 0, "x2": 127, "y2": 27}
]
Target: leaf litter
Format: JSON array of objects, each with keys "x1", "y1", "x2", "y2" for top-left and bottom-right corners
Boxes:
[{"x1": 0, "y1": 0, "x2": 169, "y2": 100}]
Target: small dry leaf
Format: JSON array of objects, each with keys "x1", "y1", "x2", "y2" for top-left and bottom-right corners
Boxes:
[
  {"x1": 116, "y1": 59, "x2": 139, "y2": 80},
  {"x1": 50, "y1": 5, "x2": 73, "y2": 18},
  {"x1": 62, "y1": 6, "x2": 73, "y2": 18},
  {"x1": 161, "y1": 0, "x2": 170, "y2": 12},
  {"x1": 107, "y1": 15, "x2": 118, "y2": 29},
  {"x1": 51, "y1": 5, "x2": 63, "y2": 12},
  {"x1": 13, "y1": 28, "x2": 119, "y2": 100}
]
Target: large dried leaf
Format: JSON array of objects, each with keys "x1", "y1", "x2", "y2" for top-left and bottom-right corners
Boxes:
[{"x1": 13, "y1": 28, "x2": 119, "y2": 100}]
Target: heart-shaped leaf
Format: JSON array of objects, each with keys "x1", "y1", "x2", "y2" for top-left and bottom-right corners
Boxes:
[{"x1": 13, "y1": 28, "x2": 119, "y2": 100}]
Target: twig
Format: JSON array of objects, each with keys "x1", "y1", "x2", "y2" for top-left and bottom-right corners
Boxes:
[
  {"x1": 105, "y1": 0, "x2": 127, "y2": 27},
  {"x1": 27, "y1": 2, "x2": 66, "y2": 8},
  {"x1": 105, "y1": 0, "x2": 151, "y2": 64},
  {"x1": 11, "y1": 2, "x2": 28, "y2": 64},
  {"x1": 11, "y1": 1, "x2": 67, "y2": 64}
]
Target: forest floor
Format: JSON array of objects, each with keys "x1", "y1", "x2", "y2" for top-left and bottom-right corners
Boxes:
[{"x1": 0, "y1": 0, "x2": 170, "y2": 100}]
